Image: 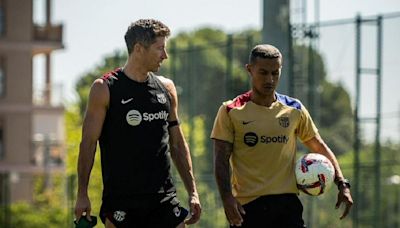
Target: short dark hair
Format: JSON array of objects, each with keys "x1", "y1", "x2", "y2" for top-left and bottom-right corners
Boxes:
[
  {"x1": 249, "y1": 44, "x2": 282, "y2": 64},
  {"x1": 124, "y1": 19, "x2": 171, "y2": 55}
]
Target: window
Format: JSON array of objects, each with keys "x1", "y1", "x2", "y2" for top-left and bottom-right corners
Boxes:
[
  {"x1": 0, "y1": 0, "x2": 4, "y2": 36},
  {"x1": 0, "y1": 57, "x2": 4, "y2": 97}
]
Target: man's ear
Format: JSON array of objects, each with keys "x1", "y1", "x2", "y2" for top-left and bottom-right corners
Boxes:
[
  {"x1": 133, "y1": 42, "x2": 143, "y2": 53},
  {"x1": 246, "y1": 64, "x2": 252, "y2": 74}
]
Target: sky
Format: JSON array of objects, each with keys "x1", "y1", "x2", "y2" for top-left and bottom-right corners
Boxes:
[{"x1": 33, "y1": 0, "x2": 400, "y2": 141}]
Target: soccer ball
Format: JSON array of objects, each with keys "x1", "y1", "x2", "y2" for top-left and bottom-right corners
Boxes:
[{"x1": 295, "y1": 153, "x2": 335, "y2": 196}]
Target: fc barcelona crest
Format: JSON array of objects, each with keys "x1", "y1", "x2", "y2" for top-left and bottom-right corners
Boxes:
[
  {"x1": 156, "y1": 93, "x2": 167, "y2": 104},
  {"x1": 279, "y1": 117, "x2": 290, "y2": 128}
]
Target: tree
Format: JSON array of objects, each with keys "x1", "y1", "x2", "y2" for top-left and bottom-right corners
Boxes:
[
  {"x1": 292, "y1": 44, "x2": 354, "y2": 155},
  {"x1": 319, "y1": 81, "x2": 353, "y2": 155}
]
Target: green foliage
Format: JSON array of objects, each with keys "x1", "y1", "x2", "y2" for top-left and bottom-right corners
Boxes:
[
  {"x1": 65, "y1": 105, "x2": 82, "y2": 175},
  {"x1": 6, "y1": 202, "x2": 65, "y2": 228},
  {"x1": 320, "y1": 81, "x2": 352, "y2": 127},
  {"x1": 2, "y1": 175, "x2": 68, "y2": 227},
  {"x1": 319, "y1": 81, "x2": 353, "y2": 155}
]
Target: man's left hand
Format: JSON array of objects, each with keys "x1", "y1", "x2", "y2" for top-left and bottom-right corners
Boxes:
[{"x1": 335, "y1": 187, "x2": 353, "y2": 219}]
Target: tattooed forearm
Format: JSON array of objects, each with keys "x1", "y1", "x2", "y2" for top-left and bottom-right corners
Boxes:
[{"x1": 213, "y1": 139, "x2": 234, "y2": 199}]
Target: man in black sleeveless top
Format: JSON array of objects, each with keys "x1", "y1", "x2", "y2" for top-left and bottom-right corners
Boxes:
[{"x1": 74, "y1": 19, "x2": 202, "y2": 228}]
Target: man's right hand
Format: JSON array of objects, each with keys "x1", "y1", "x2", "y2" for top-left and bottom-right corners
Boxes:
[
  {"x1": 185, "y1": 192, "x2": 202, "y2": 225},
  {"x1": 74, "y1": 195, "x2": 92, "y2": 223},
  {"x1": 222, "y1": 194, "x2": 246, "y2": 227}
]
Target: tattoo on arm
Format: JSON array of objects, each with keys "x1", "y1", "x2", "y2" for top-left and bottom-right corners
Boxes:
[{"x1": 214, "y1": 139, "x2": 233, "y2": 199}]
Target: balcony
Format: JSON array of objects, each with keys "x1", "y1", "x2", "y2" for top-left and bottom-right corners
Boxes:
[
  {"x1": 33, "y1": 24, "x2": 63, "y2": 43},
  {"x1": 32, "y1": 24, "x2": 64, "y2": 54}
]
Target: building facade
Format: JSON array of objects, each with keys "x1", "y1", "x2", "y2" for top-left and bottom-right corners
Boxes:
[{"x1": 0, "y1": 0, "x2": 64, "y2": 204}]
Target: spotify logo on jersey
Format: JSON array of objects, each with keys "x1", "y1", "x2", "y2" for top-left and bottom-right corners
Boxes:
[
  {"x1": 126, "y1": 109, "x2": 169, "y2": 126},
  {"x1": 244, "y1": 132, "x2": 258, "y2": 147},
  {"x1": 126, "y1": 110, "x2": 142, "y2": 126}
]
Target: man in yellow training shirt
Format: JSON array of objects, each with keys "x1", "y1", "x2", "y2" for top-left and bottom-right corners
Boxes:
[{"x1": 211, "y1": 44, "x2": 353, "y2": 227}]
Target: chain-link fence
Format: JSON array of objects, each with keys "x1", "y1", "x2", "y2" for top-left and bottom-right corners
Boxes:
[{"x1": 290, "y1": 13, "x2": 400, "y2": 228}]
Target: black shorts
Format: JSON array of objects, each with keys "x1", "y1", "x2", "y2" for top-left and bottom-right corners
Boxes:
[
  {"x1": 100, "y1": 191, "x2": 189, "y2": 228},
  {"x1": 231, "y1": 194, "x2": 306, "y2": 228}
]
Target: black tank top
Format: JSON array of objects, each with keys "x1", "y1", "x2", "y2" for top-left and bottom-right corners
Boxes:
[{"x1": 99, "y1": 68, "x2": 174, "y2": 202}]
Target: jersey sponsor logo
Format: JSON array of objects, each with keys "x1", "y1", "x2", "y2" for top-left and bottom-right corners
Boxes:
[
  {"x1": 121, "y1": 98, "x2": 133, "y2": 104},
  {"x1": 126, "y1": 110, "x2": 169, "y2": 126},
  {"x1": 126, "y1": 110, "x2": 142, "y2": 126},
  {"x1": 279, "y1": 117, "x2": 290, "y2": 128},
  {"x1": 244, "y1": 132, "x2": 289, "y2": 147},
  {"x1": 260, "y1": 135, "x2": 289, "y2": 144},
  {"x1": 113, "y1": 210, "x2": 126, "y2": 222},
  {"x1": 244, "y1": 132, "x2": 258, "y2": 147},
  {"x1": 156, "y1": 93, "x2": 167, "y2": 104}
]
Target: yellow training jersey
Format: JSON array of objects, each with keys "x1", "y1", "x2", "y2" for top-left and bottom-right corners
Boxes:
[{"x1": 211, "y1": 91, "x2": 318, "y2": 205}]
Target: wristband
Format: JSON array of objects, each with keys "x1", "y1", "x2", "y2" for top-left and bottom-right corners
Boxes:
[
  {"x1": 168, "y1": 120, "x2": 180, "y2": 128},
  {"x1": 337, "y1": 179, "x2": 351, "y2": 190}
]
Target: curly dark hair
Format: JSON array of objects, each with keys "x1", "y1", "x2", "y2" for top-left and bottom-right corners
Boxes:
[{"x1": 124, "y1": 19, "x2": 171, "y2": 55}]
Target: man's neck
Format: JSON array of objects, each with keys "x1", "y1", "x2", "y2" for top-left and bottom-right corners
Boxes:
[
  {"x1": 250, "y1": 91, "x2": 276, "y2": 107},
  {"x1": 122, "y1": 61, "x2": 149, "y2": 82}
]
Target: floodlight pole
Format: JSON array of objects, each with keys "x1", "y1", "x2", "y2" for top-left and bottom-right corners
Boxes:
[
  {"x1": 374, "y1": 15, "x2": 383, "y2": 228},
  {"x1": 353, "y1": 15, "x2": 361, "y2": 228}
]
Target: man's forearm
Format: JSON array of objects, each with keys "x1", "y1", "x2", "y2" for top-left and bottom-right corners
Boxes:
[
  {"x1": 170, "y1": 143, "x2": 197, "y2": 195},
  {"x1": 77, "y1": 141, "x2": 97, "y2": 196},
  {"x1": 317, "y1": 143, "x2": 345, "y2": 182},
  {"x1": 214, "y1": 152, "x2": 232, "y2": 199},
  {"x1": 305, "y1": 136, "x2": 346, "y2": 182},
  {"x1": 213, "y1": 140, "x2": 233, "y2": 199}
]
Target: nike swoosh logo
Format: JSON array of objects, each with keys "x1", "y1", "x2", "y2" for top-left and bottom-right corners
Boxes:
[
  {"x1": 121, "y1": 98, "x2": 133, "y2": 104},
  {"x1": 242, "y1": 120, "x2": 255, "y2": 125}
]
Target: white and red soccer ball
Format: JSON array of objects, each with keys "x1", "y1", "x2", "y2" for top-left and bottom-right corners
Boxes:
[{"x1": 295, "y1": 153, "x2": 335, "y2": 196}]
